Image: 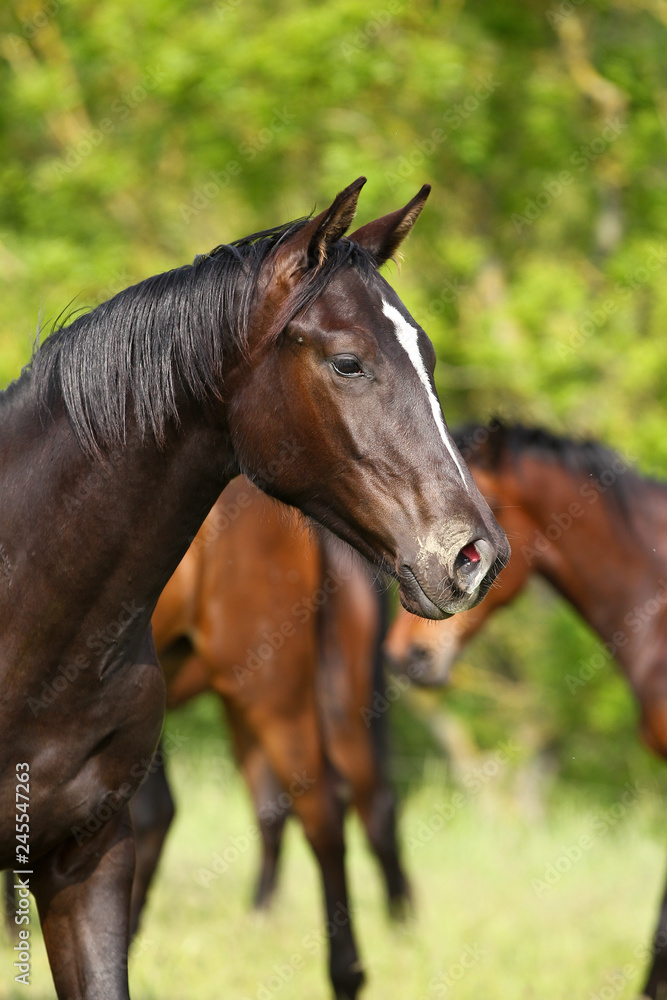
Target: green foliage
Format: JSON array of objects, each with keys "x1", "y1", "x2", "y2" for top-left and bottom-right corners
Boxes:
[{"x1": 1, "y1": 0, "x2": 666, "y2": 792}]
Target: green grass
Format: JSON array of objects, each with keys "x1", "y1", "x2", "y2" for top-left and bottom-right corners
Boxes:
[{"x1": 1, "y1": 742, "x2": 665, "y2": 1000}]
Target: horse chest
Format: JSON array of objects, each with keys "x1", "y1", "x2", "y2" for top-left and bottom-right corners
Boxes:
[{"x1": 0, "y1": 648, "x2": 165, "y2": 867}]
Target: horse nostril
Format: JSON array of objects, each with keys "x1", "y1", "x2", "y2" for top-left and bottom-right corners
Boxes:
[
  {"x1": 407, "y1": 645, "x2": 432, "y2": 681},
  {"x1": 454, "y1": 541, "x2": 481, "y2": 576},
  {"x1": 460, "y1": 542, "x2": 481, "y2": 564},
  {"x1": 454, "y1": 537, "x2": 494, "y2": 594}
]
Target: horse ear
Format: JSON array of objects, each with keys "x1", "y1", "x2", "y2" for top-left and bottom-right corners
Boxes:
[
  {"x1": 349, "y1": 184, "x2": 431, "y2": 265},
  {"x1": 274, "y1": 177, "x2": 367, "y2": 276}
]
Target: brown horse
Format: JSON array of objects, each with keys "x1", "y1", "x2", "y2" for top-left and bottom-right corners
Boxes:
[
  {"x1": 384, "y1": 420, "x2": 667, "y2": 999},
  {"x1": 126, "y1": 477, "x2": 410, "y2": 998},
  {"x1": 0, "y1": 180, "x2": 508, "y2": 1000}
]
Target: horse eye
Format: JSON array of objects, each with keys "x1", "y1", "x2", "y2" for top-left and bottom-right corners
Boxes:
[{"x1": 331, "y1": 355, "x2": 364, "y2": 378}]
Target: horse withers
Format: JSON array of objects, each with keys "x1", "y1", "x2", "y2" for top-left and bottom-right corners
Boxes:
[{"x1": 0, "y1": 181, "x2": 508, "y2": 1000}]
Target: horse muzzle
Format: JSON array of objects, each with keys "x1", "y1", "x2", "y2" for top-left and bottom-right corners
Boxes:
[{"x1": 396, "y1": 531, "x2": 509, "y2": 620}]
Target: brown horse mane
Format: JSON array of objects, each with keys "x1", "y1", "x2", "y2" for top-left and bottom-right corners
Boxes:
[{"x1": 9, "y1": 219, "x2": 376, "y2": 459}]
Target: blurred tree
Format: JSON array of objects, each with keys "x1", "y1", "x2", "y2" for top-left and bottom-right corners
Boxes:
[{"x1": 1, "y1": 0, "x2": 666, "y2": 793}]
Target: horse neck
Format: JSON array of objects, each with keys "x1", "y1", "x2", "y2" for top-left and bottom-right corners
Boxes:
[
  {"x1": 521, "y1": 462, "x2": 667, "y2": 673},
  {"x1": 114, "y1": 407, "x2": 236, "y2": 597},
  {"x1": 0, "y1": 378, "x2": 236, "y2": 652}
]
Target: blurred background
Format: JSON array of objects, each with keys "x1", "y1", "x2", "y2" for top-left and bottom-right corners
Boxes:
[{"x1": 2, "y1": 2, "x2": 667, "y2": 997}]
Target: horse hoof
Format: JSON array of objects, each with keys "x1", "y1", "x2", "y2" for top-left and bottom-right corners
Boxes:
[{"x1": 333, "y1": 961, "x2": 366, "y2": 999}]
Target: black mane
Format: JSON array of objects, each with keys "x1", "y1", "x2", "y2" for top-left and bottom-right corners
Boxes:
[
  {"x1": 453, "y1": 420, "x2": 641, "y2": 508},
  {"x1": 14, "y1": 219, "x2": 376, "y2": 457}
]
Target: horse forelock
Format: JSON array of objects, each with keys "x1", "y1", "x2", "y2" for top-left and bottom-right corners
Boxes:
[{"x1": 262, "y1": 236, "x2": 379, "y2": 345}]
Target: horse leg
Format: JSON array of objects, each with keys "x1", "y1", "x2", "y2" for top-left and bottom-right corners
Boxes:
[
  {"x1": 127, "y1": 745, "x2": 175, "y2": 939},
  {"x1": 251, "y1": 711, "x2": 364, "y2": 999},
  {"x1": 326, "y1": 718, "x2": 411, "y2": 919},
  {"x1": 355, "y1": 781, "x2": 412, "y2": 920},
  {"x1": 324, "y1": 687, "x2": 412, "y2": 919},
  {"x1": 316, "y1": 543, "x2": 409, "y2": 917},
  {"x1": 639, "y1": 695, "x2": 667, "y2": 998},
  {"x1": 320, "y1": 652, "x2": 412, "y2": 917},
  {"x1": 243, "y1": 744, "x2": 289, "y2": 910},
  {"x1": 31, "y1": 806, "x2": 134, "y2": 1000},
  {"x1": 224, "y1": 702, "x2": 290, "y2": 909}
]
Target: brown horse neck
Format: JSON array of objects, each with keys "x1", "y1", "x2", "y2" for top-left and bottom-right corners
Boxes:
[{"x1": 519, "y1": 462, "x2": 667, "y2": 674}]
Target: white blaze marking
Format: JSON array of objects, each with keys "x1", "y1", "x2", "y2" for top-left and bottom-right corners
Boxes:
[{"x1": 382, "y1": 300, "x2": 469, "y2": 491}]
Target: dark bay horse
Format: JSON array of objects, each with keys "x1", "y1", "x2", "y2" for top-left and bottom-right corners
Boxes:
[
  {"x1": 125, "y1": 478, "x2": 410, "y2": 997},
  {"x1": 384, "y1": 420, "x2": 667, "y2": 999},
  {"x1": 0, "y1": 179, "x2": 508, "y2": 1000}
]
